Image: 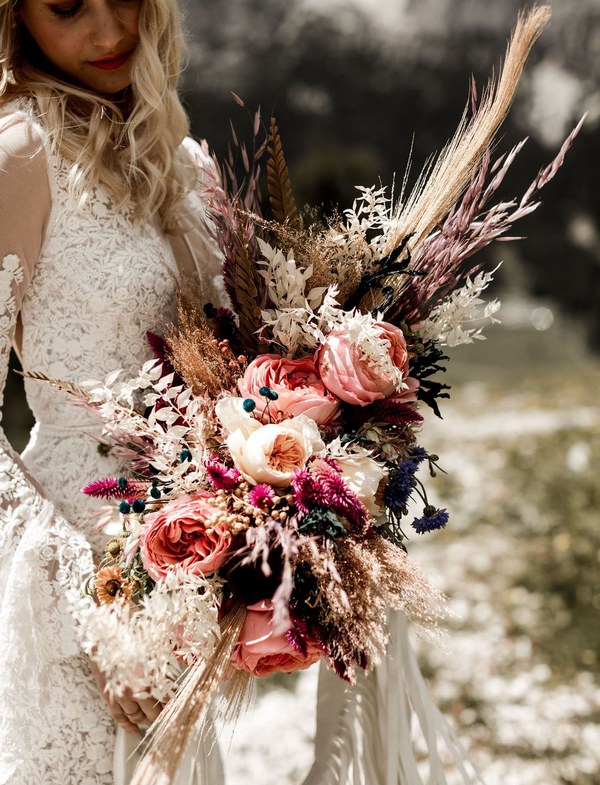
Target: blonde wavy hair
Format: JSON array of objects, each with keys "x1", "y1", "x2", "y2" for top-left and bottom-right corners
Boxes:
[{"x1": 0, "y1": 0, "x2": 192, "y2": 227}]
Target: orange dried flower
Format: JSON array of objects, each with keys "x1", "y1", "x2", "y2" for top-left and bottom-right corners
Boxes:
[{"x1": 94, "y1": 565, "x2": 132, "y2": 605}]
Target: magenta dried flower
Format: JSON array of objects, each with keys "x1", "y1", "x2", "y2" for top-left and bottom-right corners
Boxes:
[
  {"x1": 311, "y1": 459, "x2": 370, "y2": 532},
  {"x1": 204, "y1": 456, "x2": 240, "y2": 491},
  {"x1": 82, "y1": 476, "x2": 150, "y2": 500},
  {"x1": 292, "y1": 461, "x2": 370, "y2": 533},
  {"x1": 247, "y1": 483, "x2": 275, "y2": 508},
  {"x1": 291, "y1": 469, "x2": 329, "y2": 513}
]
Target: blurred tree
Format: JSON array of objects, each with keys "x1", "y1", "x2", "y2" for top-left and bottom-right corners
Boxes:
[
  {"x1": 181, "y1": 0, "x2": 600, "y2": 348},
  {"x1": 4, "y1": 0, "x2": 600, "y2": 448}
]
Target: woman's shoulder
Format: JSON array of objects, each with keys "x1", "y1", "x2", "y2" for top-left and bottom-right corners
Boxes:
[{"x1": 0, "y1": 99, "x2": 47, "y2": 177}]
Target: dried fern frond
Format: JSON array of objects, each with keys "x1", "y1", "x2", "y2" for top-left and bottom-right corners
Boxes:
[
  {"x1": 267, "y1": 117, "x2": 299, "y2": 226},
  {"x1": 19, "y1": 370, "x2": 94, "y2": 402},
  {"x1": 359, "y1": 5, "x2": 552, "y2": 312},
  {"x1": 131, "y1": 605, "x2": 246, "y2": 785}
]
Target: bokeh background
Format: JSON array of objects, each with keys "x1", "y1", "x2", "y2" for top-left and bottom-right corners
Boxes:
[{"x1": 3, "y1": 1, "x2": 599, "y2": 783}]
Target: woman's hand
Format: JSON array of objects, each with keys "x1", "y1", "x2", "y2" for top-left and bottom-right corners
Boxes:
[{"x1": 89, "y1": 660, "x2": 165, "y2": 735}]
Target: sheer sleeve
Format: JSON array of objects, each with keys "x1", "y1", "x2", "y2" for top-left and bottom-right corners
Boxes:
[
  {"x1": 0, "y1": 109, "x2": 51, "y2": 517},
  {"x1": 0, "y1": 110, "x2": 111, "y2": 781}
]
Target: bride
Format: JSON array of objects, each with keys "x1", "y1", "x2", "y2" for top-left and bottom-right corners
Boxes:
[{"x1": 0, "y1": 0, "x2": 497, "y2": 782}]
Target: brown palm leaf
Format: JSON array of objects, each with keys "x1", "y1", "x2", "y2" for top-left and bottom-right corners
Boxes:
[
  {"x1": 231, "y1": 206, "x2": 265, "y2": 353},
  {"x1": 267, "y1": 117, "x2": 300, "y2": 226}
]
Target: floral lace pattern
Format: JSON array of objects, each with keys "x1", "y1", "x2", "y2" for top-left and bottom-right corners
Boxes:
[{"x1": 0, "y1": 106, "x2": 212, "y2": 784}]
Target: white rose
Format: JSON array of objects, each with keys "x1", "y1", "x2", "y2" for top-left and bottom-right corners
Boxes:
[
  {"x1": 216, "y1": 398, "x2": 325, "y2": 488},
  {"x1": 334, "y1": 454, "x2": 387, "y2": 518}
]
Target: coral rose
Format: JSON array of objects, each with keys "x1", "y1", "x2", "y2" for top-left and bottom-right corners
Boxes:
[
  {"x1": 231, "y1": 600, "x2": 323, "y2": 678},
  {"x1": 140, "y1": 492, "x2": 232, "y2": 580},
  {"x1": 238, "y1": 353, "x2": 340, "y2": 425},
  {"x1": 315, "y1": 321, "x2": 410, "y2": 406}
]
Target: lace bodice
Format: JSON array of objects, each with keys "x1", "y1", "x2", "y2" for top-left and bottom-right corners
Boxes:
[{"x1": 0, "y1": 101, "x2": 224, "y2": 785}]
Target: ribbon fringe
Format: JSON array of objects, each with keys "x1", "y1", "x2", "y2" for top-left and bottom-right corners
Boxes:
[{"x1": 302, "y1": 612, "x2": 485, "y2": 785}]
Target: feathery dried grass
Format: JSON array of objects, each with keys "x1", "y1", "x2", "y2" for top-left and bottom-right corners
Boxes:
[
  {"x1": 261, "y1": 216, "x2": 363, "y2": 305},
  {"x1": 167, "y1": 305, "x2": 239, "y2": 397},
  {"x1": 19, "y1": 370, "x2": 94, "y2": 401},
  {"x1": 130, "y1": 605, "x2": 246, "y2": 785},
  {"x1": 359, "y1": 5, "x2": 551, "y2": 312},
  {"x1": 296, "y1": 534, "x2": 444, "y2": 681}
]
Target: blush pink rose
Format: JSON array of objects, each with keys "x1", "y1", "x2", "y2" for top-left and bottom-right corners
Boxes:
[
  {"x1": 140, "y1": 492, "x2": 232, "y2": 580},
  {"x1": 230, "y1": 600, "x2": 323, "y2": 678},
  {"x1": 315, "y1": 321, "x2": 410, "y2": 406},
  {"x1": 238, "y1": 354, "x2": 340, "y2": 425},
  {"x1": 388, "y1": 376, "x2": 420, "y2": 404}
]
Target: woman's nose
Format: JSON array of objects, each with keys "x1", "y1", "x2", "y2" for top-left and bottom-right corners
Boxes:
[{"x1": 89, "y1": 2, "x2": 126, "y2": 49}]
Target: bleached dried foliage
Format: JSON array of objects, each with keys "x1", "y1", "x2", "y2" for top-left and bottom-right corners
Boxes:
[
  {"x1": 419, "y1": 268, "x2": 502, "y2": 346},
  {"x1": 77, "y1": 568, "x2": 221, "y2": 702}
]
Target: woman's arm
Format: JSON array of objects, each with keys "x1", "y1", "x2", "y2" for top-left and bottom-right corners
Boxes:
[
  {"x1": 0, "y1": 109, "x2": 51, "y2": 507},
  {"x1": 0, "y1": 110, "x2": 161, "y2": 736}
]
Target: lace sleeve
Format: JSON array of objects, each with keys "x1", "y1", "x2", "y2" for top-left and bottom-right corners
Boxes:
[
  {"x1": 0, "y1": 107, "x2": 97, "y2": 609},
  {"x1": 0, "y1": 110, "x2": 112, "y2": 781},
  {"x1": 0, "y1": 109, "x2": 51, "y2": 512}
]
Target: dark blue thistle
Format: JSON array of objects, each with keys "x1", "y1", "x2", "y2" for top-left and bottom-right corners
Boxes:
[
  {"x1": 412, "y1": 506, "x2": 449, "y2": 534},
  {"x1": 383, "y1": 449, "x2": 427, "y2": 514}
]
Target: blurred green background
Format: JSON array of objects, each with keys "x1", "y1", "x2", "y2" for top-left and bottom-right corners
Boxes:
[{"x1": 2, "y1": 1, "x2": 599, "y2": 783}]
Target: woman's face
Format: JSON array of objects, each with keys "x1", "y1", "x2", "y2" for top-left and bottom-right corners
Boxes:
[{"x1": 18, "y1": 0, "x2": 141, "y2": 95}]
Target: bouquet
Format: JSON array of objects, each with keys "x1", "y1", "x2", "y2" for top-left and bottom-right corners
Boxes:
[{"x1": 32, "y1": 7, "x2": 582, "y2": 783}]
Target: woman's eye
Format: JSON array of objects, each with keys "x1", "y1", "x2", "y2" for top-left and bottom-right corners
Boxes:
[{"x1": 50, "y1": 2, "x2": 82, "y2": 18}]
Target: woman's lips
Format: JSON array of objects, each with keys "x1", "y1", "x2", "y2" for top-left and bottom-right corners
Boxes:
[{"x1": 88, "y1": 50, "x2": 134, "y2": 71}]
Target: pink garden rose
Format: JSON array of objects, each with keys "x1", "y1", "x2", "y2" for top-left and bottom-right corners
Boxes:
[
  {"x1": 315, "y1": 321, "x2": 411, "y2": 406},
  {"x1": 230, "y1": 600, "x2": 323, "y2": 678},
  {"x1": 388, "y1": 375, "x2": 420, "y2": 404},
  {"x1": 140, "y1": 492, "x2": 232, "y2": 580},
  {"x1": 238, "y1": 354, "x2": 340, "y2": 425}
]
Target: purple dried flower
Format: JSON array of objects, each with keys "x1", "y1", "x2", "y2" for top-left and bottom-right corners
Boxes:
[
  {"x1": 204, "y1": 456, "x2": 240, "y2": 491},
  {"x1": 145, "y1": 330, "x2": 181, "y2": 383},
  {"x1": 412, "y1": 506, "x2": 449, "y2": 534},
  {"x1": 204, "y1": 304, "x2": 239, "y2": 343},
  {"x1": 248, "y1": 483, "x2": 275, "y2": 508}
]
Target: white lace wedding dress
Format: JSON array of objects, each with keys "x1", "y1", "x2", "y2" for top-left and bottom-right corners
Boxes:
[
  {"x1": 0, "y1": 100, "x2": 225, "y2": 785},
  {"x1": 0, "y1": 99, "x2": 484, "y2": 785}
]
